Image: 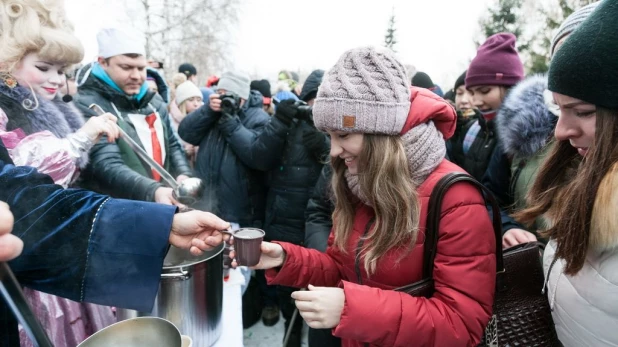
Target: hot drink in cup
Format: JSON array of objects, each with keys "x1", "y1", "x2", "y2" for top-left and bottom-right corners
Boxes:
[{"x1": 233, "y1": 228, "x2": 265, "y2": 266}]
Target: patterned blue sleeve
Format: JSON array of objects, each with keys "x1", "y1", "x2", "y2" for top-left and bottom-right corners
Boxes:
[{"x1": 1, "y1": 159, "x2": 175, "y2": 311}]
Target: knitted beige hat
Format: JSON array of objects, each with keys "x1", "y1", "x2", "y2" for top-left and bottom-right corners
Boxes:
[
  {"x1": 313, "y1": 46, "x2": 411, "y2": 135},
  {"x1": 175, "y1": 81, "x2": 202, "y2": 106}
]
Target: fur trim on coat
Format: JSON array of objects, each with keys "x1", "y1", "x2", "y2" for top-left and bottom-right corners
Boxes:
[
  {"x1": 497, "y1": 75, "x2": 557, "y2": 158},
  {"x1": 591, "y1": 162, "x2": 618, "y2": 250},
  {"x1": 0, "y1": 84, "x2": 88, "y2": 167}
]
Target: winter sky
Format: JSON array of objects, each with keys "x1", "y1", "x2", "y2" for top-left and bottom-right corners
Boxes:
[{"x1": 65, "y1": 0, "x2": 495, "y2": 90}]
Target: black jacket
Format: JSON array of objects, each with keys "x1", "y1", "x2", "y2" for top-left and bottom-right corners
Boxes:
[
  {"x1": 304, "y1": 164, "x2": 334, "y2": 252},
  {"x1": 449, "y1": 112, "x2": 498, "y2": 182},
  {"x1": 178, "y1": 90, "x2": 289, "y2": 226},
  {"x1": 486, "y1": 75, "x2": 557, "y2": 235},
  {"x1": 264, "y1": 69, "x2": 328, "y2": 245},
  {"x1": 74, "y1": 70, "x2": 193, "y2": 202},
  {"x1": 446, "y1": 109, "x2": 478, "y2": 162},
  {"x1": 263, "y1": 119, "x2": 327, "y2": 244}
]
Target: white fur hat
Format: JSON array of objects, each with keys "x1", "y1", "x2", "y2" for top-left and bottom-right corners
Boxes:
[
  {"x1": 97, "y1": 28, "x2": 146, "y2": 58},
  {"x1": 175, "y1": 81, "x2": 203, "y2": 106}
]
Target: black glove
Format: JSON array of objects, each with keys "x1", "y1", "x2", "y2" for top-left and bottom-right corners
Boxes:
[
  {"x1": 274, "y1": 99, "x2": 299, "y2": 126},
  {"x1": 303, "y1": 127, "x2": 329, "y2": 156}
]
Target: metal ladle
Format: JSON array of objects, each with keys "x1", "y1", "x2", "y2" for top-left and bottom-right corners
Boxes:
[
  {"x1": 89, "y1": 104, "x2": 204, "y2": 206},
  {"x1": 0, "y1": 262, "x2": 53, "y2": 347}
]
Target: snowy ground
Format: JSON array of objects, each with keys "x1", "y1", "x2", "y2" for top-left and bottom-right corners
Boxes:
[{"x1": 243, "y1": 317, "x2": 308, "y2": 347}]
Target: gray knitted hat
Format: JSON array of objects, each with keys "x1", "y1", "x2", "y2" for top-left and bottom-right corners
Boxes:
[
  {"x1": 313, "y1": 47, "x2": 411, "y2": 135},
  {"x1": 550, "y1": 2, "x2": 600, "y2": 57},
  {"x1": 216, "y1": 71, "x2": 251, "y2": 100}
]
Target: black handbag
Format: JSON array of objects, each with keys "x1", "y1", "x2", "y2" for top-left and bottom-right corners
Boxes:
[{"x1": 395, "y1": 173, "x2": 560, "y2": 347}]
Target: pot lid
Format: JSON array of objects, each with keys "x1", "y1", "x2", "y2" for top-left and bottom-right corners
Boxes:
[{"x1": 163, "y1": 243, "x2": 224, "y2": 269}]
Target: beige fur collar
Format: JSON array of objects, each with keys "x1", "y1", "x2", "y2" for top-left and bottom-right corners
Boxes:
[{"x1": 590, "y1": 162, "x2": 618, "y2": 251}]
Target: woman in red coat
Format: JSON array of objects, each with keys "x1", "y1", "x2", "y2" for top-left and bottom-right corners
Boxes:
[{"x1": 241, "y1": 47, "x2": 496, "y2": 347}]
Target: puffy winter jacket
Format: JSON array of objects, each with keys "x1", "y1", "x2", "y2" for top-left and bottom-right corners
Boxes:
[
  {"x1": 74, "y1": 68, "x2": 193, "y2": 202},
  {"x1": 264, "y1": 69, "x2": 328, "y2": 244},
  {"x1": 178, "y1": 90, "x2": 290, "y2": 226},
  {"x1": 266, "y1": 160, "x2": 496, "y2": 347},
  {"x1": 264, "y1": 119, "x2": 327, "y2": 244},
  {"x1": 490, "y1": 75, "x2": 557, "y2": 235},
  {"x1": 543, "y1": 164, "x2": 618, "y2": 347}
]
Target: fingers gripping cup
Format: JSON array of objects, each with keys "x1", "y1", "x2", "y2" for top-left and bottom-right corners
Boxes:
[{"x1": 233, "y1": 228, "x2": 265, "y2": 266}]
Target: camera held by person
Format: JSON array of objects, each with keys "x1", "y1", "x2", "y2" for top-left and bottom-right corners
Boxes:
[
  {"x1": 272, "y1": 98, "x2": 314, "y2": 126},
  {"x1": 219, "y1": 92, "x2": 241, "y2": 115}
]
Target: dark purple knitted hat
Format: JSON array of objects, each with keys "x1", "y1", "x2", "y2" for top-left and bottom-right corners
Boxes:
[{"x1": 465, "y1": 33, "x2": 524, "y2": 89}]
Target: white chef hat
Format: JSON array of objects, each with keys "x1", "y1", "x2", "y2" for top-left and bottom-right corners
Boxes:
[{"x1": 97, "y1": 27, "x2": 146, "y2": 59}]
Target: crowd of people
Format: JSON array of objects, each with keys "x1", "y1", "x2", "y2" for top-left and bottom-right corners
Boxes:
[{"x1": 1, "y1": 0, "x2": 617, "y2": 346}]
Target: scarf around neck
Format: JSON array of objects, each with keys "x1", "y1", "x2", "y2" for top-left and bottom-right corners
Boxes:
[{"x1": 345, "y1": 121, "x2": 446, "y2": 205}]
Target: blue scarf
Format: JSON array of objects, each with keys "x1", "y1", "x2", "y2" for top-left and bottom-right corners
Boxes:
[{"x1": 91, "y1": 63, "x2": 149, "y2": 102}]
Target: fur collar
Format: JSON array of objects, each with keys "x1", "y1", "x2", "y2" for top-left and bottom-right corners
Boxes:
[
  {"x1": 0, "y1": 83, "x2": 88, "y2": 167},
  {"x1": 0, "y1": 84, "x2": 85, "y2": 136},
  {"x1": 497, "y1": 75, "x2": 557, "y2": 158},
  {"x1": 590, "y1": 163, "x2": 618, "y2": 251}
]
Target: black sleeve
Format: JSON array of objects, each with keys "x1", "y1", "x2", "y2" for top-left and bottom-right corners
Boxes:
[
  {"x1": 304, "y1": 165, "x2": 334, "y2": 252},
  {"x1": 481, "y1": 143, "x2": 512, "y2": 208},
  {"x1": 481, "y1": 143, "x2": 525, "y2": 234},
  {"x1": 217, "y1": 112, "x2": 290, "y2": 171},
  {"x1": 177, "y1": 104, "x2": 220, "y2": 146},
  {"x1": 75, "y1": 102, "x2": 163, "y2": 202}
]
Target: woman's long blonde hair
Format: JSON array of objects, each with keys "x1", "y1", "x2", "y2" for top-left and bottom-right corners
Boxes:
[
  {"x1": 0, "y1": 0, "x2": 83, "y2": 73},
  {"x1": 331, "y1": 134, "x2": 420, "y2": 275}
]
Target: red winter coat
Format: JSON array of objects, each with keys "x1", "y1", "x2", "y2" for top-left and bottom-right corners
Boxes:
[
  {"x1": 266, "y1": 88, "x2": 496, "y2": 347},
  {"x1": 266, "y1": 160, "x2": 496, "y2": 346}
]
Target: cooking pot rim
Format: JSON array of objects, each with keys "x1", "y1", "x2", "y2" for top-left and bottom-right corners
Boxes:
[
  {"x1": 162, "y1": 242, "x2": 224, "y2": 269},
  {"x1": 78, "y1": 317, "x2": 181, "y2": 346}
]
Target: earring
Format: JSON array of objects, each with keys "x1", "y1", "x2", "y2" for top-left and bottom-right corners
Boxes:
[
  {"x1": 18, "y1": 80, "x2": 39, "y2": 111},
  {"x1": 21, "y1": 82, "x2": 39, "y2": 111},
  {"x1": 0, "y1": 72, "x2": 17, "y2": 89}
]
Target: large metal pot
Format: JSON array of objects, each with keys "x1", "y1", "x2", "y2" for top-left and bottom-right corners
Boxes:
[{"x1": 117, "y1": 243, "x2": 224, "y2": 347}]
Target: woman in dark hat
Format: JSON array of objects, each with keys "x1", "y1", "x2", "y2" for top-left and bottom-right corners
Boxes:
[{"x1": 515, "y1": 1, "x2": 618, "y2": 345}]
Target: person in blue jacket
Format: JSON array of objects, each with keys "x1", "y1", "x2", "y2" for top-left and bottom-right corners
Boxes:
[{"x1": 0, "y1": 142, "x2": 229, "y2": 346}]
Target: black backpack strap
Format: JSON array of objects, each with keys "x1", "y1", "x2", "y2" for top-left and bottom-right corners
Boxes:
[{"x1": 423, "y1": 173, "x2": 504, "y2": 285}]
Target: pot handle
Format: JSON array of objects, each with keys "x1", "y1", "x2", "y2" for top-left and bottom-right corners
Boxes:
[{"x1": 161, "y1": 269, "x2": 192, "y2": 281}]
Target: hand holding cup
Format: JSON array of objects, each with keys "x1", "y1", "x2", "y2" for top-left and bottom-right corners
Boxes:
[{"x1": 229, "y1": 234, "x2": 286, "y2": 269}]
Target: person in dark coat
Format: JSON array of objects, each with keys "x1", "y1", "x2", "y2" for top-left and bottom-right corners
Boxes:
[
  {"x1": 262, "y1": 69, "x2": 329, "y2": 347},
  {"x1": 484, "y1": 4, "x2": 597, "y2": 249},
  {"x1": 178, "y1": 70, "x2": 295, "y2": 227},
  {"x1": 446, "y1": 71, "x2": 480, "y2": 163},
  {"x1": 147, "y1": 67, "x2": 170, "y2": 103},
  {"x1": 456, "y1": 33, "x2": 525, "y2": 182},
  {"x1": 304, "y1": 164, "x2": 333, "y2": 253},
  {"x1": 250, "y1": 79, "x2": 274, "y2": 115},
  {"x1": 0, "y1": 142, "x2": 229, "y2": 346},
  {"x1": 74, "y1": 29, "x2": 193, "y2": 204},
  {"x1": 411, "y1": 72, "x2": 444, "y2": 97}
]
